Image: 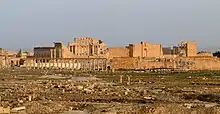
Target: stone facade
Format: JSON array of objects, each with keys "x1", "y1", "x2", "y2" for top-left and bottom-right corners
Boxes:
[
  {"x1": 110, "y1": 57, "x2": 139, "y2": 70},
  {"x1": 34, "y1": 47, "x2": 55, "y2": 58},
  {"x1": 34, "y1": 42, "x2": 75, "y2": 59},
  {"x1": 111, "y1": 56, "x2": 220, "y2": 70},
  {"x1": 129, "y1": 41, "x2": 163, "y2": 58},
  {"x1": 172, "y1": 41, "x2": 197, "y2": 57},
  {"x1": 109, "y1": 41, "x2": 163, "y2": 58},
  {"x1": 67, "y1": 37, "x2": 108, "y2": 58},
  {"x1": 108, "y1": 47, "x2": 130, "y2": 59}
]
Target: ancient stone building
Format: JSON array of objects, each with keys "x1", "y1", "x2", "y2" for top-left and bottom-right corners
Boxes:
[
  {"x1": 34, "y1": 47, "x2": 56, "y2": 58},
  {"x1": 197, "y1": 51, "x2": 213, "y2": 57},
  {"x1": 109, "y1": 41, "x2": 163, "y2": 58},
  {"x1": 67, "y1": 37, "x2": 108, "y2": 58},
  {"x1": 23, "y1": 37, "x2": 220, "y2": 71},
  {"x1": 34, "y1": 42, "x2": 74, "y2": 59},
  {"x1": 129, "y1": 41, "x2": 163, "y2": 58},
  {"x1": 162, "y1": 47, "x2": 177, "y2": 58},
  {"x1": 108, "y1": 47, "x2": 130, "y2": 58},
  {"x1": 16, "y1": 49, "x2": 32, "y2": 59},
  {"x1": 162, "y1": 41, "x2": 197, "y2": 58},
  {"x1": 0, "y1": 48, "x2": 10, "y2": 68},
  {"x1": 172, "y1": 41, "x2": 197, "y2": 57},
  {"x1": 25, "y1": 38, "x2": 109, "y2": 70}
]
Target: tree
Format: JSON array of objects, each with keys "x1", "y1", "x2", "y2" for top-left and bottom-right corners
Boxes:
[{"x1": 213, "y1": 51, "x2": 220, "y2": 58}]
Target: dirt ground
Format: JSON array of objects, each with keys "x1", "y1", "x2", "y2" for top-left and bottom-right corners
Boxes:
[{"x1": 0, "y1": 68, "x2": 220, "y2": 114}]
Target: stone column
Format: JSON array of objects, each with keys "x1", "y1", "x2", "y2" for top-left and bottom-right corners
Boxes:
[
  {"x1": 79, "y1": 46, "x2": 82, "y2": 56},
  {"x1": 94, "y1": 59, "x2": 98, "y2": 70},
  {"x1": 82, "y1": 60, "x2": 85, "y2": 70},
  {"x1": 42, "y1": 59, "x2": 45, "y2": 69},
  {"x1": 92, "y1": 46, "x2": 95, "y2": 55},
  {"x1": 50, "y1": 49, "x2": 53, "y2": 58},
  {"x1": 79, "y1": 60, "x2": 82, "y2": 70},
  {"x1": 68, "y1": 60, "x2": 71, "y2": 70},
  {"x1": 26, "y1": 60, "x2": 30, "y2": 68},
  {"x1": 87, "y1": 46, "x2": 89, "y2": 56},
  {"x1": 127, "y1": 76, "x2": 131, "y2": 85},
  {"x1": 85, "y1": 60, "x2": 88, "y2": 71},
  {"x1": 101, "y1": 60, "x2": 104, "y2": 71},
  {"x1": 36, "y1": 59, "x2": 38, "y2": 69},
  {"x1": 78, "y1": 60, "x2": 81, "y2": 70},
  {"x1": 58, "y1": 59, "x2": 61, "y2": 69},
  {"x1": 33, "y1": 59, "x2": 36, "y2": 69},
  {"x1": 30, "y1": 59, "x2": 32, "y2": 68},
  {"x1": 61, "y1": 59, "x2": 64, "y2": 69},
  {"x1": 97, "y1": 60, "x2": 100, "y2": 71},
  {"x1": 64, "y1": 60, "x2": 67, "y2": 69},
  {"x1": 51, "y1": 59, "x2": 54, "y2": 69},
  {"x1": 54, "y1": 49, "x2": 56, "y2": 58},
  {"x1": 17, "y1": 60, "x2": 20, "y2": 67},
  {"x1": 97, "y1": 46, "x2": 99, "y2": 55},
  {"x1": 74, "y1": 60, "x2": 76, "y2": 70},
  {"x1": 120, "y1": 75, "x2": 123, "y2": 83},
  {"x1": 89, "y1": 59, "x2": 92, "y2": 71},
  {"x1": 60, "y1": 49, "x2": 62, "y2": 58},
  {"x1": 32, "y1": 59, "x2": 34, "y2": 69},
  {"x1": 49, "y1": 59, "x2": 52, "y2": 69},
  {"x1": 105, "y1": 59, "x2": 108, "y2": 71},
  {"x1": 93, "y1": 59, "x2": 96, "y2": 71},
  {"x1": 81, "y1": 46, "x2": 84, "y2": 55},
  {"x1": 39, "y1": 59, "x2": 42, "y2": 69},
  {"x1": 75, "y1": 46, "x2": 78, "y2": 55},
  {"x1": 57, "y1": 59, "x2": 60, "y2": 69},
  {"x1": 52, "y1": 59, "x2": 55, "y2": 69}
]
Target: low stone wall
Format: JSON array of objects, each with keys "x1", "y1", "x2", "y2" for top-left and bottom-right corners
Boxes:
[
  {"x1": 190, "y1": 57, "x2": 220, "y2": 70},
  {"x1": 111, "y1": 57, "x2": 220, "y2": 70},
  {"x1": 111, "y1": 57, "x2": 139, "y2": 70}
]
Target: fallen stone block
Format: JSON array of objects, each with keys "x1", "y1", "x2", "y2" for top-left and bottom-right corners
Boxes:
[
  {"x1": 11, "y1": 106, "x2": 26, "y2": 112},
  {"x1": 0, "y1": 107, "x2": 10, "y2": 114}
]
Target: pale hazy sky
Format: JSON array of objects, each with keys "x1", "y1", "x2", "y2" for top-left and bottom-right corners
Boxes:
[{"x1": 0, "y1": 0, "x2": 220, "y2": 51}]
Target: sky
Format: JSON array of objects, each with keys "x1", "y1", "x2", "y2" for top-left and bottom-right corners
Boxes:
[{"x1": 0, "y1": 0, "x2": 220, "y2": 52}]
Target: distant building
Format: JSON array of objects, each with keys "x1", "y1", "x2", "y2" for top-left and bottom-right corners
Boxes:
[
  {"x1": 0, "y1": 48, "x2": 9, "y2": 68},
  {"x1": 34, "y1": 42, "x2": 74, "y2": 58},
  {"x1": 33, "y1": 37, "x2": 108, "y2": 59},
  {"x1": 67, "y1": 37, "x2": 108, "y2": 58},
  {"x1": 109, "y1": 41, "x2": 163, "y2": 58},
  {"x1": 170, "y1": 41, "x2": 197, "y2": 57},
  {"x1": 129, "y1": 41, "x2": 163, "y2": 58},
  {"x1": 16, "y1": 49, "x2": 32, "y2": 59}
]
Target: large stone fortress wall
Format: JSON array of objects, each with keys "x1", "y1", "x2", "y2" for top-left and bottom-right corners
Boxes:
[
  {"x1": 111, "y1": 57, "x2": 220, "y2": 70},
  {"x1": 109, "y1": 40, "x2": 220, "y2": 70},
  {"x1": 21, "y1": 36, "x2": 220, "y2": 71}
]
